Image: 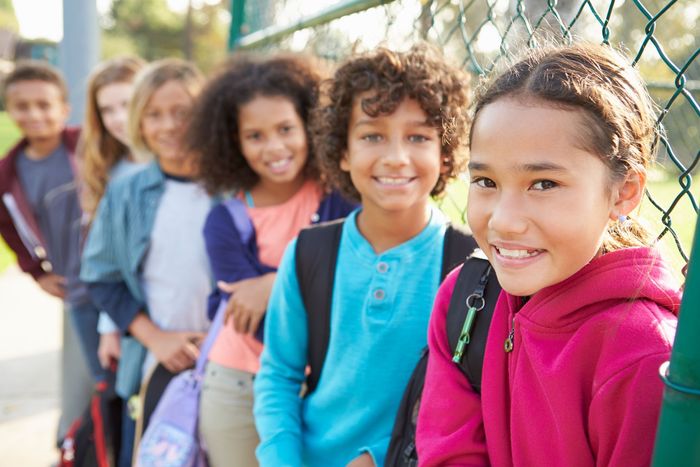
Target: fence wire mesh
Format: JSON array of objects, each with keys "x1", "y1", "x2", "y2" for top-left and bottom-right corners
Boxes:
[{"x1": 232, "y1": 0, "x2": 699, "y2": 272}]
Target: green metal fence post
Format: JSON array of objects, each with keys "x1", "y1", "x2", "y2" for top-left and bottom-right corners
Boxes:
[
  {"x1": 652, "y1": 215, "x2": 700, "y2": 466},
  {"x1": 228, "y1": 0, "x2": 246, "y2": 51}
]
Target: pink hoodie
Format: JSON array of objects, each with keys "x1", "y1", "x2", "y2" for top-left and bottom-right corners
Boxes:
[{"x1": 417, "y1": 247, "x2": 681, "y2": 467}]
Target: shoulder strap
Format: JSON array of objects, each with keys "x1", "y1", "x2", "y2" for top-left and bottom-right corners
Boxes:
[
  {"x1": 222, "y1": 198, "x2": 254, "y2": 245},
  {"x1": 193, "y1": 198, "x2": 256, "y2": 376},
  {"x1": 296, "y1": 219, "x2": 344, "y2": 396},
  {"x1": 441, "y1": 224, "x2": 478, "y2": 280},
  {"x1": 445, "y1": 251, "x2": 501, "y2": 394}
]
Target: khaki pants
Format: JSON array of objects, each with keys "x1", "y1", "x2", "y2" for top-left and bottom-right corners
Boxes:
[{"x1": 199, "y1": 361, "x2": 259, "y2": 467}]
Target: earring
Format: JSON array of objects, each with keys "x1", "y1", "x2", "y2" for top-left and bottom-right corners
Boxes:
[{"x1": 618, "y1": 214, "x2": 630, "y2": 225}]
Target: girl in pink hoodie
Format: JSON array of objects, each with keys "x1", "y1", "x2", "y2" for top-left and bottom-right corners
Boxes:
[{"x1": 416, "y1": 43, "x2": 683, "y2": 467}]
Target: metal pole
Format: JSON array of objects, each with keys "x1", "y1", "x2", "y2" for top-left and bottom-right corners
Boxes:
[
  {"x1": 235, "y1": 0, "x2": 397, "y2": 50},
  {"x1": 59, "y1": 0, "x2": 100, "y2": 125},
  {"x1": 228, "y1": 0, "x2": 246, "y2": 51},
  {"x1": 652, "y1": 214, "x2": 700, "y2": 466}
]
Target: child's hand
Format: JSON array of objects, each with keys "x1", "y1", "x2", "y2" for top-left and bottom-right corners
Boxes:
[
  {"x1": 346, "y1": 453, "x2": 375, "y2": 467},
  {"x1": 148, "y1": 329, "x2": 205, "y2": 373},
  {"x1": 98, "y1": 332, "x2": 121, "y2": 368},
  {"x1": 37, "y1": 273, "x2": 66, "y2": 299},
  {"x1": 218, "y1": 273, "x2": 277, "y2": 335}
]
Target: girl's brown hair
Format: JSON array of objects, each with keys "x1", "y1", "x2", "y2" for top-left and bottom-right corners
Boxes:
[
  {"x1": 472, "y1": 42, "x2": 657, "y2": 252},
  {"x1": 129, "y1": 58, "x2": 204, "y2": 159},
  {"x1": 79, "y1": 56, "x2": 145, "y2": 219},
  {"x1": 191, "y1": 53, "x2": 324, "y2": 195},
  {"x1": 312, "y1": 44, "x2": 471, "y2": 202}
]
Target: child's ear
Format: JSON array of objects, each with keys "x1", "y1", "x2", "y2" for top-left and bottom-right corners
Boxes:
[
  {"x1": 610, "y1": 170, "x2": 646, "y2": 220},
  {"x1": 340, "y1": 150, "x2": 350, "y2": 172},
  {"x1": 61, "y1": 102, "x2": 71, "y2": 122}
]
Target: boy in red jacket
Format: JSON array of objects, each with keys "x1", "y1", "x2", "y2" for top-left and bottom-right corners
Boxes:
[{"x1": 0, "y1": 61, "x2": 95, "y2": 445}]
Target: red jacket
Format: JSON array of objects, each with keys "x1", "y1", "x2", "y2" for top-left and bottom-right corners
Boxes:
[
  {"x1": 0, "y1": 127, "x2": 81, "y2": 279},
  {"x1": 417, "y1": 247, "x2": 681, "y2": 466}
]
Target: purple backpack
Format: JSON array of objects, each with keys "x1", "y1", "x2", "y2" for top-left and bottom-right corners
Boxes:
[{"x1": 136, "y1": 199, "x2": 253, "y2": 467}]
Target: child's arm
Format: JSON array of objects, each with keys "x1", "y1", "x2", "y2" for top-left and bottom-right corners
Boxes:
[
  {"x1": 253, "y1": 240, "x2": 307, "y2": 466},
  {"x1": 128, "y1": 313, "x2": 205, "y2": 373},
  {"x1": 217, "y1": 274, "x2": 276, "y2": 334},
  {"x1": 416, "y1": 266, "x2": 489, "y2": 466},
  {"x1": 0, "y1": 195, "x2": 48, "y2": 281},
  {"x1": 36, "y1": 273, "x2": 67, "y2": 298},
  {"x1": 82, "y1": 186, "x2": 204, "y2": 373},
  {"x1": 81, "y1": 191, "x2": 144, "y2": 330},
  {"x1": 589, "y1": 350, "x2": 670, "y2": 465},
  {"x1": 204, "y1": 204, "x2": 275, "y2": 334}
]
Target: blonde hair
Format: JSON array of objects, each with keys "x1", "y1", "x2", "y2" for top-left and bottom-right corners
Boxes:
[
  {"x1": 471, "y1": 42, "x2": 657, "y2": 252},
  {"x1": 128, "y1": 58, "x2": 204, "y2": 159},
  {"x1": 80, "y1": 56, "x2": 145, "y2": 219}
]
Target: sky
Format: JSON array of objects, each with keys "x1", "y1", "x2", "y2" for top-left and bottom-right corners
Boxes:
[{"x1": 11, "y1": 0, "x2": 197, "y2": 42}]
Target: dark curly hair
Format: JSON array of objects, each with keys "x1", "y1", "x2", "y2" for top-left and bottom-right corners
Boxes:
[
  {"x1": 190, "y1": 53, "x2": 325, "y2": 194},
  {"x1": 312, "y1": 44, "x2": 471, "y2": 201}
]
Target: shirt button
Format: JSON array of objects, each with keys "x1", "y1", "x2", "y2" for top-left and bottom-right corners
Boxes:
[
  {"x1": 34, "y1": 246, "x2": 47, "y2": 258},
  {"x1": 310, "y1": 213, "x2": 320, "y2": 223},
  {"x1": 374, "y1": 289, "x2": 385, "y2": 300},
  {"x1": 40, "y1": 260, "x2": 53, "y2": 272},
  {"x1": 376, "y1": 262, "x2": 389, "y2": 273}
]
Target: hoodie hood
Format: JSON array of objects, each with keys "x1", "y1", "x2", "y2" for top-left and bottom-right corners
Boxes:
[{"x1": 509, "y1": 247, "x2": 682, "y2": 328}]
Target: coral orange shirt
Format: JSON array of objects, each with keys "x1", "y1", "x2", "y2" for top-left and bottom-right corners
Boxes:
[{"x1": 208, "y1": 181, "x2": 322, "y2": 373}]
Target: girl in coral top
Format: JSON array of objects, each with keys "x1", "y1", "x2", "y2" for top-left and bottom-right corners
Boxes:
[
  {"x1": 416, "y1": 43, "x2": 682, "y2": 467},
  {"x1": 188, "y1": 54, "x2": 355, "y2": 467}
]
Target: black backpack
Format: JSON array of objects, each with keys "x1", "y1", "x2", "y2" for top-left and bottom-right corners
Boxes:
[
  {"x1": 59, "y1": 370, "x2": 123, "y2": 467},
  {"x1": 295, "y1": 219, "x2": 477, "y2": 396},
  {"x1": 384, "y1": 251, "x2": 500, "y2": 466}
]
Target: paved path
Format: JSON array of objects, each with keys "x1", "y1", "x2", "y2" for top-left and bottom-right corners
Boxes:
[{"x1": 0, "y1": 265, "x2": 62, "y2": 466}]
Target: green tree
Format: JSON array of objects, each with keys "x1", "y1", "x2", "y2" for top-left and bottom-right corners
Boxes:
[
  {"x1": 0, "y1": 0, "x2": 18, "y2": 32},
  {"x1": 107, "y1": 0, "x2": 184, "y2": 60},
  {"x1": 103, "y1": 0, "x2": 227, "y2": 72}
]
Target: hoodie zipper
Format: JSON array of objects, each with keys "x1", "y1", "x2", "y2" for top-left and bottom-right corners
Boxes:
[{"x1": 504, "y1": 317, "x2": 515, "y2": 353}]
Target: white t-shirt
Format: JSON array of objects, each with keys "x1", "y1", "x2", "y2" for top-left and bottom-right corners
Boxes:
[{"x1": 140, "y1": 178, "x2": 212, "y2": 376}]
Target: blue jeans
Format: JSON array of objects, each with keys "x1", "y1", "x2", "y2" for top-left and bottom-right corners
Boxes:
[
  {"x1": 67, "y1": 300, "x2": 106, "y2": 382},
  {"x1": 120, "y1": 404, "x2": 136, "y2": 467}
]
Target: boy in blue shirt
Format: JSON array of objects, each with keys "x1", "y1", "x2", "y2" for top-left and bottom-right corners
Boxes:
[{"x1": 253, "y1": 46, "x2": 471, "y2": 467}]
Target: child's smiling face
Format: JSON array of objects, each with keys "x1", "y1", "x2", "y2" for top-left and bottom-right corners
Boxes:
[
  {"x1": 238, "y1": 95, "x2": 308, "y2": 191},
  {"x1": 467, "y1": 98, "x2": 626, "y2": 297},
  {"x1": 341, "y1": 96, "x2": 443, "y2": 218},
  {"x1": 5, "y1": 80, "x2": 69, "y2": 142},
  {"x1": 140, "y1": 80, "x2": 194, "y2": 165}
]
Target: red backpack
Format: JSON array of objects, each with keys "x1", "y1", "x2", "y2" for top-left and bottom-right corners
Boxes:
[{"x1": 59, "y1": 372, "x2": 123, "y2": 467}]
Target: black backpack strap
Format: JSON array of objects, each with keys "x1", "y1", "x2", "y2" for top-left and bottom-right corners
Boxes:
[
  {"x1": 385, "y1": 226, "x2": 477, "y2": 467},
  {"x1": 441, "y1": 224, "x2": 477, "y2": 281},
  {"x1": 295, "y1": 219, "x2": 344, "y2": 396},
  {"x1": 299, "y1": 221, "x2": 476, "y2": 398},
  {"x1": 445, "y1": 250, "x2": 501, "y2": 394}
]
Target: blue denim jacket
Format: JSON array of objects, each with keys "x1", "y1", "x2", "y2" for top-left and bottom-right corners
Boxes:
[
  {"x1": 80, "y1": 161, "x2": 170, "y2": 397},
  {"x1": 81, "y1": 161, "x2": 164, "y2": 311}
]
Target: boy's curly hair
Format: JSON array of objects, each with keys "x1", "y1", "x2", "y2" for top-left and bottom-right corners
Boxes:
[
  {"x1": 190, "y1": 53, "x2": 325, "y2": 195},
  {"x1": 312, "y1": 45, "x2": 471, "y2": 201}
]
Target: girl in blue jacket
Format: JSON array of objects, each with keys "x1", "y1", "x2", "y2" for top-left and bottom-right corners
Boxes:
[
  {"x1": 80, "y1": 59, "x2": 209, "y2": 440},
  {"x1": 188, "y1": 54, "x2": 355, "y2": 467}
]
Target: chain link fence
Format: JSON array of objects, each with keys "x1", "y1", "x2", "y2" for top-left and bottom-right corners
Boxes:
[{"x1": 231, "y1": 0, "x2": 699, "y2": 272}]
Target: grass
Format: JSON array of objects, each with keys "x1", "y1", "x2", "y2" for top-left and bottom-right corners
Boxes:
[{"x1": 0, "y1": 112, "x2": 20, "y2": 274}]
